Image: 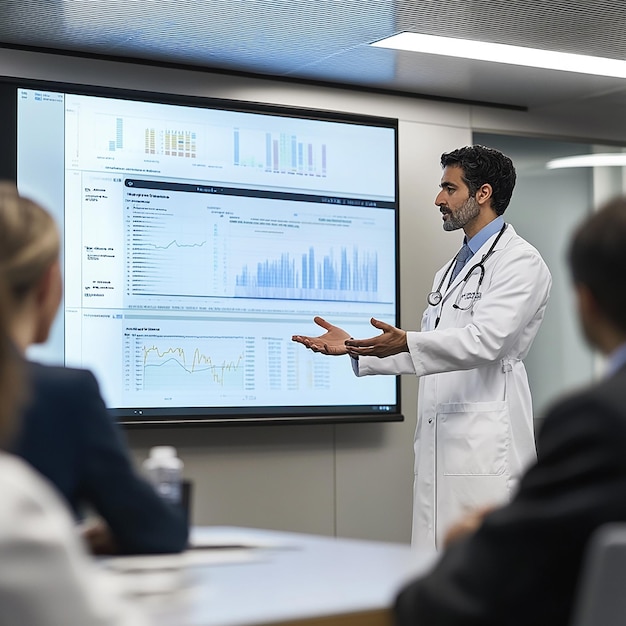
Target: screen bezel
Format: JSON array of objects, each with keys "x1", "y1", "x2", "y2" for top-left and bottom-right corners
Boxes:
[{"x1": 0, "y1": 76, "x2": 402, "y2": 427}]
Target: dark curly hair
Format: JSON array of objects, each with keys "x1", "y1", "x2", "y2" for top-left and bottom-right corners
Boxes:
[{"x1": 440, "y1": 145, "x2": 516, "y2": 215}]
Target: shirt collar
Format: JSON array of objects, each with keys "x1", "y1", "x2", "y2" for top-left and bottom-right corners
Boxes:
[
  {"x1": 466, "y1": 216, "x2": 505, "y2": 256},
  {"x1": 606, "y1": 342, "x2": 626, "y2": 377}
]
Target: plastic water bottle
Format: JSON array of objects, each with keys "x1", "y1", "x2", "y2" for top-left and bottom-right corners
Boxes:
[{"x1": 143, "y1": 446, "x2": 183, "y2": 506}]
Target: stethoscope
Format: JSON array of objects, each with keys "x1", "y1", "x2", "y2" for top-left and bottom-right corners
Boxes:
[{"x1": 427, "y1": 223, "x2": 508, "y2": 314}]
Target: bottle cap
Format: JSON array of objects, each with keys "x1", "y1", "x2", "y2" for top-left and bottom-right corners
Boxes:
[{"x1": 149, "y1": 445, "x2": 177, "y2": 459}]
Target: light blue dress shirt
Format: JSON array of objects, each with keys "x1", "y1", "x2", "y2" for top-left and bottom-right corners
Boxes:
[
  {"x1": 465, "y1": 215, "x2": 505, "y2": 262},
  {"x1": 606, "y1": 342, "x2": 626, "y2": 377}
]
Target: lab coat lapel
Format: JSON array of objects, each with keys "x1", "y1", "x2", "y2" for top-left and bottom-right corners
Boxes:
[{"x1": 441, "y1": 225, "x2": 515, "y2": 299}]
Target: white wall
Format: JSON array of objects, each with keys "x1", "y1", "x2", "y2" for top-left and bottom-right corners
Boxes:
[{"x1": 2, "y1": 48, "x2": 623, "y2": 544}]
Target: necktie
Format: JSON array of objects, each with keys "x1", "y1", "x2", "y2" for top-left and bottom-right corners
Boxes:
[{"x1": 449, "y1": 243, "x2": 472, "y2": 285}]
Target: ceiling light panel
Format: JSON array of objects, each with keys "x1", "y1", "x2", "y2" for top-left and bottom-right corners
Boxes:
[{"x1": 372, "y1": 33, "x2": 626, "y2": 79}]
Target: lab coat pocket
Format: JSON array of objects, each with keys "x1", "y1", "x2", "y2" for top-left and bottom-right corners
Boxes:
[{"x1": 437, "y1": 401, "x2": 509, "y2": 476}]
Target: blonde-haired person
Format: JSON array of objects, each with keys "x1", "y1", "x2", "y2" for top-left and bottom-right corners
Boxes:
[
  {"x1": 0, "y1": 271, "x2": 23, "y2": 442},
  {"x1": 0, "y1": 275, "x2": 147, "y2": 626},
  {"x1": 0, "y1": 182, "x2": 188, "y2": 555}
]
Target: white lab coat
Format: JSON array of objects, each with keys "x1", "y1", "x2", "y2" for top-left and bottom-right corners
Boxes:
[{"x1": 356, "y1": 225, "x2": 552, "y2": 550}]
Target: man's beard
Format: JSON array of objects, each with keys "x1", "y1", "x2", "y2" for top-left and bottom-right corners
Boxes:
[{"x1": 442, "y1": 196, "x2": 481, "y2": 232}]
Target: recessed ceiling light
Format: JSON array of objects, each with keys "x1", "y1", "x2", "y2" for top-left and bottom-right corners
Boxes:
[
  {"x1": 371, "y1": 33, "x2": 626, "y2": 79},
  {"x1": 547, "y1": 154, "x2": 626, "y2": 169}
]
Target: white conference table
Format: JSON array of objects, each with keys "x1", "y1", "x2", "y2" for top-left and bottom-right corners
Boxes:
[{"x1": 106, "y1": 526, "x2": 438, "y2": 626}]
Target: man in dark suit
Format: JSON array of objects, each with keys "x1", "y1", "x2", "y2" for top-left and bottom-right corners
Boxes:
[
  {"x1": 13, "y1": 362, "x2": 189, "y2": 555},
  {"x1": 394, "y1": 196, "x2": 626, "y2": 626}
]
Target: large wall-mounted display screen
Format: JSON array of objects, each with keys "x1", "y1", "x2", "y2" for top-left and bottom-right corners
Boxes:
[{"x1": 2, "y1": 80, "x2": 401, "y2": 425}]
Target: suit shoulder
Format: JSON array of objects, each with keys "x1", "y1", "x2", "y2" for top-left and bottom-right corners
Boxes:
[
  {"x1": 28, "y1": 362, "x2": 99, "y2": 388},
  {"x1": 584, "y1": 369, "x2": 626, "y2": 414},
  {"x1": 549, "y1": 370, "x2": 626, "y2": 411},
  {"x1": 538, "y1": 372, "x2": 626, "y2": 444},
  {"x1": 25, "y1": 363, "x2": 102, "y2": 413}
]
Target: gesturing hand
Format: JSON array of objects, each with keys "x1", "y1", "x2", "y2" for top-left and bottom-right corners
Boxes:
[
  {"x1": 291, "y1": 316, "x2": 351, "y2": 356},
  {"x1": 344, "y1": 318, "x2": 408, "y2": 358},
  {"x1": 443, "y1": 505, "x2": 497, "y2": 547},
  {"x1": 79, "y1": 519, "x2": 120, "y2": 555}
]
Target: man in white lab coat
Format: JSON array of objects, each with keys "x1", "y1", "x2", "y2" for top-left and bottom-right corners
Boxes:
[{"x1": 292, "y1": 145, "x2": 552, "y2": 550}]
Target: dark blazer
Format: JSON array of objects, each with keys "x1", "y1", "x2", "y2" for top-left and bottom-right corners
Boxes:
[
  {"x1": 394, "y1": 365, "x2": 626, "y2": 626},
  {"x1": 12, "y1": 361, "x2": 188, "y2": 555}
]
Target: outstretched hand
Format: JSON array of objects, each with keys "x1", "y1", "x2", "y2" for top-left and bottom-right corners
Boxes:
[
  {"x1": 78, "y1": 518, "x2": 119, "y2": 555},
  {"x1": 344, "y1": 318, "x2": 408, "y2": 358},
  {"x1": 291, "y1": 316, "x2": 351, "y2": 355},
  {"x1": 443, "y1": 505, "x2": 497, "y2": 547}
]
